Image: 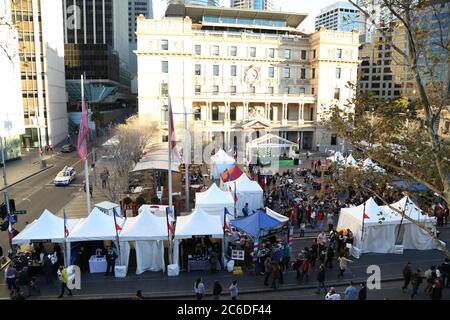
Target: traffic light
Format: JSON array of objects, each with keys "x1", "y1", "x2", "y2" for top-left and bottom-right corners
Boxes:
[{"x1": 9, "y1": 199, "x2": 15, "y2": 213}]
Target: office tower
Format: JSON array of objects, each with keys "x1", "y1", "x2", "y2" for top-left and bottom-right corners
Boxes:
[
  {"x1": 315, "y1": 1, "x2": 360, "y2": 32},
  {"x1": 230, "y1": 0, "x2": 274, "y2": 10}
]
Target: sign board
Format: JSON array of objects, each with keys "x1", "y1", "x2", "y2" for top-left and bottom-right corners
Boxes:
[
  {"x1": 231, "y1": 250, "x2": 245, "y2": 261},
  {"x1": 14, "y1": 210, "x2": 27, "y2": 215}
]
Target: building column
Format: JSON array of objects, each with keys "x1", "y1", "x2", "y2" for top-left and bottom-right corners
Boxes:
[
  {"x1": 264, "y1": 102, "x2": 269, "y2": 120},
  {"x1": 282, "y1": 103, "x2": 288, "y2": 125},
  {"x1": 244, "y1": 102, "x2": 249, "y2": 120},
  {"x1": 301, "y1": 131, "x2": 304, "y2": 150},
  {"x1": 298, "y1": 103, "x2": 304, "y2": 125}
]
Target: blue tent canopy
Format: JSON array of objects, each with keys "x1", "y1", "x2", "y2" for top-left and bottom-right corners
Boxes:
[{"x1": 230, "y1": 210, "x2": 287, "y2": 239}]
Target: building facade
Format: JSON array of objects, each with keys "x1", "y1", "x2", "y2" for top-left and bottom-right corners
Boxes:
[
  {"x1": 136, "y1": 5, "x2": 360, "y2": 153},
  {"x1": 7, "y1": 0, "x2": 68, "y2": 148},
  {"x1": 230, "y1": 0, "x2": 274, "y2": 10},
  {"x1": 315, "y1": 1, "x2": 361, "y2": 33},
  {"x1": 166, "y1": 0, "x2": 219, "y2": 7}
]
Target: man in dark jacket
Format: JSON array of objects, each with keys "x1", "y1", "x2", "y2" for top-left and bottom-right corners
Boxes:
[
  {"x1": 358, "y1": 282, "x2": 367, "y2": 300},
  {"x1": 316, "y1": 264, "x2": 327, "y2": 294},
  {"x1": 410, "y1": 269, "x2": 423, "y2": 299},
  {"x1": 440, "y1": 258, "x2": 450, "y2": 288},
  {"x1": 105, "y1": 247, "x2": 118, "y2": 276},
  {"x1": 402, "y1": 262, "x2": 413, "y2": 292}
]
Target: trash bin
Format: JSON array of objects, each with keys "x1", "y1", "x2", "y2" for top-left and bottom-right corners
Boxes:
[{"x1": 40, "y1": 160, "x2": 46, "y2": 169}]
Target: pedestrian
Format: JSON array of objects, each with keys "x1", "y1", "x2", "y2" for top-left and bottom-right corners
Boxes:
[
  {"x1": 43, "y1": 254, "x2": 53, "y2": 284},
  {"x1": 242, "y1": 203, "x2": 249, "y2": 217},
  {"x1": 325, "y1": 287, "x2": 341, "y2": 300},
  {"x1": 410, "y1": 269, "x2": 423, "y2": 299},
  {"x1": 57, "y1": 266, "x2": 72, "y2": 298},
  {"x1": 270, "y1": 261, "x2": 280, "y2": 289},
  {"x1": 327, "y1": 212, "x2": 334, "y2": 232},
  {"x1": 358, "y1": 282, "x2": 367, "y2": 300},
  {"x1": 229, "y1": 280, "x2": 238, "y2": 301},
  {"x1": 293, "y1": 254, "x2": 304, "y2": 280},
  {"x1": 283, "y1": 242, "x2": 291, "y2": 271},
  {"x1": 316, "y1": 264, "x2": 327, "y2": 294},
  {"x1": 440, "y1": 258, "x2": 450, "y2": 288},
  {"x1": 213, "y1": 280, "x2": 222, "y2": 300},
  {"x1": 430, "y1": 278, "x2": 442, "y2": 300},
  {"x1": 194, "y1": 278, "x2": 205, "y2": 300},
  {"x1": 299, "y1": 222, "x2": 306, "y2": 237},
  {"x1": 317, "y1": 209, "x2": 325, "y2": 230},
  {"x1": 337, "y1": 254, "x2": 353, "y2": 279},
  {"x1": 134, "y1": 290, "x2": 144, "y2": 300},
  {"x1": 402, "y1": 262, "x2": 413, "y2": 292},
  {"x1": 5, "y1": 264, "x2": 18, "y2": 293},
  {"x1": 310, "y1": 240, "x2": 318, "y2": 268},
  {"x1": 344, "y1": 281, "x2": 357, "y2": 300},
  {"x1": 263, "y1": 256, "x2": 272, "y2": 286},
  {"x1": 325, "y1": 244, "x2": 334, "y2": 269},
  {"x1": 424, "y1": 266, "x2": 437, "y2": 293},
  {"x1": 105, "y1": 246, "x2": 118, "y2": 276},
  {"x1": 317, "y1": 230, "x2": 327, "y2": 253}
]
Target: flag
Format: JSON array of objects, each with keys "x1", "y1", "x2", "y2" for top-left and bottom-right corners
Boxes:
[
  {"x1": 168, "y1": 222, "x2": 174, "y2": 234},
  {"x1": 168, "y1": 97, "x2": 180, "y2": 162},
  {"x1": 297, "y1": 136, "x2": 301, "y2": 146},
  {"x1": 363, "y1": 213, "x2": 369, "y2": 219},
  {"x1": 113, "y1": 207, "x2": 122, "y2": 218},
  {"x1": 8, "y1": 215, "x2": 13, "y2": 241},
  {"x1": 229, "y1": 185, "x2": 238, "y2": 202},
  {"x1": 115, "y1": 222, "x2": 122, "y2": 231},
  {"x1": 63, "y1": 210, "x2": 69, "y2": 237},
  {"x1": 77, "y1": 87, "x2": 89, "y2": 161}
]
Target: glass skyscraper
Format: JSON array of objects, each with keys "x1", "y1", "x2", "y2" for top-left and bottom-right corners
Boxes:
[
  {"x1": 230, "y1": 0, "x2": 274, "y2": 10},
  {"x1": 315, "y1": 1, "x2": 361, "y2": 32},
  {"x1": 167, "y1": 0, "x2": 219, "y2": 6}
]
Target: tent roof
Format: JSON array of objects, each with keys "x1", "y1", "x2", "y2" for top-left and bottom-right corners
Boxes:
[
  {"x1": 341, "y1": 197, "x2": 404, "y2": 226},
  {"x1": 266, "y1": 207, "x2": 289, "y2": 223},
  {"x1": 363, "y1": 158, "x2": 386, "y2": 173},
  {"x1": 220, "y1": 165, "x2": 243, "y2": 182},
  {"x1": 132, "y1": 144, "x2": 181, "y2": 172},
  {"x1": 225, "y1": 173, "x2": 263, "y2": 193},
  {"x1": 95, "y1": 201, "x2": 120, "y2": 210},
  {"x1": 67, "y1": 207, "x2": 125, "y2": 242},
  {"x1": 344, "y1": 154, "x2": 358, "y2": 166},
  {"x1": 174, "y1": 208, "x2": 224, "y2": 239},
  {"x1": 327, "y1": 151, "x2": 345, "y2": 162},
  {"x1": 196, "y1": 183, "x2": 234, "y2": 205},
  {"x1": 230, "y1": 209, "x2": 287, "y2": 238},
  {"x1": 119, "y1": 207, "x2": 169, "y2": 241},
  {"x1": 12, "y1": 210, "x2": 81, "y2": 244},
  {"x1": 382, "y1": 196, "x2": 435, "y2": 223},
  {"x1": 246, "y1": 134, "x2": 297, "y2": 148},
  {"x1": 211, "y1": 148, "x2": 236, "y2": 164},
  {"x1": 138, "y1": 204, "x2": 175, "y2": 222}
]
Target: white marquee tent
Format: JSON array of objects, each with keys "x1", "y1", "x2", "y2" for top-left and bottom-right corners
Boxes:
[
  {"x1": 266, "y1": 207, "x2": 289, "y2": 223},
  {"x1": 327, "y1": 151, "x2": 345, "y2": 163},
  {"x1": 119, "y1": 207, "x2": 168, "y2": 274},
  {"x1": 138, "y1": 204, "x2": 175, "y2": 222},
  {"x1": 344, "y1": 154, "x2": 358, "y2": 167},
  {"x1": 362, "y1": 158, "x2": 386, "y2": 173},
  {"x1": 195, "y1": 183, "x2": 234, "y2": 221},
  {"x1": 337, "y1": 197, "x2": 439, "y2": 257},
  {"x1": 12, "y1": 210, "x2": 81, "y2": 245},
  {"x1": 223, "y1": 173, "x2": 264, "y2": 216},
  {"x1": 211, "y1": 148, "x2": 236, "y2": 179},
  {"x1": 173, "y1": 208, "x2": 224, "y2": 267}
]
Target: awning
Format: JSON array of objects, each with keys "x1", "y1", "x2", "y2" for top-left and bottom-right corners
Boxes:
[{"x1": 132, "y1": 144, "x2": 181, "y2": 172}]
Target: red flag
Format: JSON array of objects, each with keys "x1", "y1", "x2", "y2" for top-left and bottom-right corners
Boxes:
[
  {"x1": 168, "y1": 222, "x2": 174, "y2": 234},
  {"x1": 168, "y1": 97, "x2": 180, "y2": 162},
  {"x1": 363, "y1": 213, "x2": 369, "y2": 219},
  {"x1": 77, "y1": 90, "x2": 89, "y2": 161},
  {"x1": 115, "y1": 223, "x2": 122, "y2": 231},
  {"x1": 229, "y1": 186, "x2": 238, "y2": 202}
]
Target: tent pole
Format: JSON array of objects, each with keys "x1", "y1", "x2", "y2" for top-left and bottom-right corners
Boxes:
[
  {"x1": 361, "y1": 200, "x2": 366, "y2": 244},
  {"x1": 112, "y1": 211, "x2": 122, "y2": 265},
  {"x1": 395, "y1": 198, "x2": 408, "y2": 244},
  {"x1": 165, "y1": 207, "x2": 172, "y2": 265}
]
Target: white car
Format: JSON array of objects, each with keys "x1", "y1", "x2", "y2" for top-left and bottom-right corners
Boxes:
[{"x1": 54, "y1": 166, "x2": 76, "y2": 186}]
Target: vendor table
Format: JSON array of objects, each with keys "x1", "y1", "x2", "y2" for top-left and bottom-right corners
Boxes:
[
  {"x1": 188, "y1": 259, "x2": 221, "y2": 272},
  {"x1": 89, "y1": 255, "x2": 107, "y2": 273}
]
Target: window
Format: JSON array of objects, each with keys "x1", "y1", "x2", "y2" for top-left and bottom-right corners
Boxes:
[
  {"x1": 249, "y1": 47, "x2": 256, "y2": 57},
  {"x1": 249, "y1": 85, "x2": 255, "y2": 94},
  {"x1": 268, "y1": 86, "x2": 274, "y2": 94},
  {"x1": 195, "y1": 85, "x2": 201, "y2": 95},
  {"x1": 161, "y1": 105, "x2": 168, "y2": 123},
  {"x1": 212, "y1": 45, "x2": 220, "y2": 56},
  {"x1": 230, "y1": 106, "x2": 237, "y2": 121},
  {"x1": 312, "y1": 68, "x2": 316, "y2": 79},
  {"x1": 195, "y1": 64, "x2": 201, "y2": 76},
  {"x1": 195, "y1": 45, "x2": 201, "y2": 55},
  {"x1": 230, "y1": 65, "x2": 237, "y2": 77},
  {"x1": 313, "y1": 49, "x2": 316, "y2": 59},
  {"x1": 283, "y1": 67, "x2": 290, "y2": 78},
  {"x1": 336, "y1": 67, "x2": 341, "y2": 79},
  {"x1": 331, "y1": 134, "x2": 337, "y2": 146},
  {"x1": 268, "y1": 67, "x2": 275, "y2": 78},
  {"x1": 268, "y1": 48, "x2": 275, "y2": 58},
  {"x1": 230, "y1": 86, "x2": 236, "y2": 95},
  {"x1": 230, "y1": 46, "x2": 237, "y2": 56},
  {"x1": 336, "y1": 48, "x2": 342, "y2": 59},
  {"x1": 311, "y1": 87, "x2": 315, "y2": 95},
  {"x1": 284, "y1": 49, "x2": 291, "y2": 59},
  {"x1": 213, "y1": 85, "x2": 219, "y2": 95},
  {"x1": 301, "y1": 50, "x2": 306, "y2": 60},
  {"x1": 194, "y1": 107, "x2": 201, "y2": 120},
  {"x1": 300, "y1": 68, "x2": 306, "y2": 79},
  {"x1": 161, "y1": 39, "x2": 168, "y2": 50},
  {"x1": 300, "y1": 87, "x2": 306, "y2": 94},
  {"x1": 212, "y1": 106, "x2": 219, "y2": 120},
  {"x1": 162, "y1": 61, "x2": 168, "y2": 73},
  {"x1": 161, "y1": 83, "x2": 168, "y2": 97},
  {"x1": 334, "y1": 87, "x2": 340, "y2": 100},
  {"x1": 213, "y1": 65, "x2": 219, "y2": 76}
]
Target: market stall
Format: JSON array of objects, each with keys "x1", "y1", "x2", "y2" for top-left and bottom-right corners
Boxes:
[
  {"x1": 119, "y1": 207, "x2": 168, "y2": 274},
  {"x1": 173, "y1": 208, "x2": 224, "y2": 272},
  {"x1": 223, "y1": 173, "x2": 264, "y2": 217},
  {"x1": 195, "y1": 183, "x2": 234, "y2": 220},
  {"x1": 211, "y1": 148, "x2": 236, "y2": 179}
]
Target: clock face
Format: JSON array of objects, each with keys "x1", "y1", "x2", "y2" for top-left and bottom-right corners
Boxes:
[{"x1": 245, "y1": 67, "x2": 259, "y2": 82}]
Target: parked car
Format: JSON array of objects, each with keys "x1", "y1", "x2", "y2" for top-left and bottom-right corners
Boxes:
[
  {"x1": 61, "y1": 144, "x2": 76, "y2": 153},
  {"x1": 54, "y1": 166, "x2": 76, "y2": 186}
]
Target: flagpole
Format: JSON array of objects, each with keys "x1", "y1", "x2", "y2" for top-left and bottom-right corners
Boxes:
[
  {"x1": 168, "y1": 97, "x2": 173, "y2": 209},
  {"x1": 234, "y1": 181, "x2": 237, "y2": 219},
  {"x1": 112, "y1": 208, "x2": 122, "y2": 266},
  {"x1": 165, "y1": 207, "x2": 172, "y2": 265},
  {"x1": 63, "y1": 209, "x2": 68, "y2": 267},
  {"x1": 81, "y1": 74, "x2": 91, "y2": 214},
  {"x1": 361, "y1": 200, "x2": 366, "y2": 244}
]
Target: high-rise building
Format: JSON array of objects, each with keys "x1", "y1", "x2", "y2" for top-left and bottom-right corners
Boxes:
[
  {"x1": 230, "y1": 0, "x2": 274, "y2": 10},
  {"x1": 137, "y1": 4, "x2": 360, "y2": 152},
  {"x1": 315, "y1": 1, "x2": 361, "y2": 32},
  {"x1": 4, "y1": 0, "x2": 68, "y2": 149},
  {"x1": 166, "y1": 0, "x2": 219, "y2": 7},
  {"x1": 63, "y1": 0, "x2": 134, "y2": 124}
]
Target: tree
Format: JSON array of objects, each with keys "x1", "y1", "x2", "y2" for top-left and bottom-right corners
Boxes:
[
  {"x1": 324, "y1": 0, "x2": 450, "y2": 257},
  {"x1": 104, "y1": 115, "x2": 160, "y2": 202},
  {"x1": 90, "y1": 111, "x2": 103, "y2": 137},
  {"x1": 0, "y1": 1, "x2": 19, "y2": 63}
]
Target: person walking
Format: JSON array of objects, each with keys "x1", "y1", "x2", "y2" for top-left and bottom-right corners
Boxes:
[
  {"x1": 430, "y1": 278, "x2": 442, "y2": 301},
  {"x1": 325, "y1": 287, "x2": 341, "y2": 300},
  {"x1": 327, "y1": 212, "x2": 334, "y2": 232},
  {"x1": 57, "y1": 266, "x2": 72, "y2": 298},
  {"x1": 410, "y1": 269, "x2": 423, "y2": 300},
  {"x1": 270, "y1": 262, "x2": 281, "y2": 289},
  {"x1": 43, "y1": 254, "x2": 53, "y2": 284},
  {"x1": 358, "y1": 282, "x2": 367, "y2": 300},
  {"x1": 194, "y1": 278, "x2": 205, "y2": 300},
  {"x1": 337, "y1": 254, "x2": 353, "y2": 279},
  {"x1": 213, "y1": 281, "x2": 222, "y2": 300},
  {"x1": 263, "y1": 256, "x2": 272, "y2": 286},
  {"x1": 440, "y1": 258, "x2": 450, "y2": 288},
  {"x1": 105, "y1": 246, "x2": 118, "y2": 276},
  {"x1": 402, "y1": 262, "x2": 413, "y2": 292},
  {"x1": 5, "y1": 264, "x2": 18, "y2": 293},
  {"x1": 424, "y1": 266, "x2": 437, "y2": 293},
  {"x1": 229, "y1": 280, "x2": 238, "y2": 301},
  {"x1": 242, "y1": 203, "x2": 249, "y2": 217},
  {"x1": 344, "y1": 282, "x2": 358, "y2": 300},
  {"x1": 316, "y1": 264, "x2": 327, "y2": 294},
  {"x1": 325, "y1": 244, "x2": 334, "y2": 269}
]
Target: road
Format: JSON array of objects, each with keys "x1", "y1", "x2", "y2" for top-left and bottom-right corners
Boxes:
[{"x1": 0, "y1": 151, "x2": 84, "y2": 251}]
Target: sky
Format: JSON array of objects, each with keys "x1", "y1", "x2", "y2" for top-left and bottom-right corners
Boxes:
[{"x1": 153, "y1": 0, "x2": 340, "y2": 32}]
